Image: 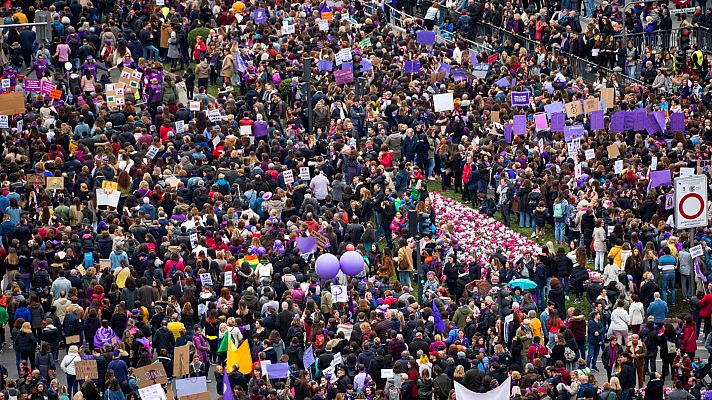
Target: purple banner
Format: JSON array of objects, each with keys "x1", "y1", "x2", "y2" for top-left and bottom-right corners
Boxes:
[
  {"x1": 511, "y1": 91, "x2": 530, "y2": 107},
  {"x1": 513, "y1": 115, "x2": 527, "y2": 135},
  {"x1": 416, "y1": 30, "x2": 436, "y2": 45},
  {"x1": 650, "y1": 170, "x2": 672, "y2": 188},
  {"x1": 317, "y1": 60, "x2": 333, "y2": 72},
  {"x1": 495, "y1": 77, "x2": 510, "y2": 87},
  {"x1": 645, "y1": 113, "x2": 660, "y2": 135},
  {"x1": 564, "y1": 124, "x2": 585, "y2": 142},
  {"x1": 551, "y1": 112, "x2": 565, "y2": 133},
  {"x1": 334, "y1": 69, "x2": 354, "y2": 85},
  {"x1": 590, "y1": 110, "x2": 604, "y2": 131},
  {"x1": 633, "y1": 109, "x2": 646, "y2": 132},
  {"x1": 653, "y1": 111, "x2": 666, "y2": 132},
  {"x1": 437, "y1": 62, "x2": 451, "y2": 78},
  {"x1": 24, "y1": 79, "x2": 40, "y2": 93},
  {"x1": 610, "y1": 111, "x2": 624, "y2": 133},
  {"x1": 253, "y1": 8, "x2": 267, "y2": 24},
  {"x1": 623, "y1": 111, "x2": 635, "y2": 131},
  {"x1": 670, "y1": 112, "x2": 685, "y2": 132}
]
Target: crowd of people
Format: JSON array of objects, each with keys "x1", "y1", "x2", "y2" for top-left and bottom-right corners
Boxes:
[{"x1": 0, "y1": 1, "x2": 709, "y2": 400}]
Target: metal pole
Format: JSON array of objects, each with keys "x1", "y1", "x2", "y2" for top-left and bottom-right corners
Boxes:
[{"x1": 303, "y1": 57, "x2": 314, "y2": 135}]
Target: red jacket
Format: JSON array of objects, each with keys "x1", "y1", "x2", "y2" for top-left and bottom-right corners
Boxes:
[
  {"x1": 682, "y1": 324, "x2": 697, "y2": 353},
  {"x1": 700, "y1": 293, "x2": 712, "y2": 318}
]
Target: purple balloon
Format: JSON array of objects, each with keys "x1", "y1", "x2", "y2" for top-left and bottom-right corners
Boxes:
[
  {"x1": 257, "y1": 246, "x2": 266, "y2": 255},
  {"x1": 339, "y1": 251, "x2": 364, "y2": 276},
  {"x1": 315, "y1": 253, "x2": 340, "y2": 280}
]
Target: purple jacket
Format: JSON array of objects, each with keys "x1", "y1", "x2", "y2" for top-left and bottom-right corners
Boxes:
[{"x1": 193, "y1": 333, "x2": 209, "y2": 364}]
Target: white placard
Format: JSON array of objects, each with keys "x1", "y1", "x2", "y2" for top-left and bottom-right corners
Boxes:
[
  {"x1": 332, "y1": 285, "x2": 347, "y2": 303},
  {"x1": 283, "y1": 170, "x2": 294, "y2": 185},
  {"x1": 607, "y1": 226, "x2": 614, "y2": 236},
  {"x1": 331, "y1": 352, "x2": 343, "y2": 366},
  {"x1": 585, "y1": 149, "x2": 595, "y2": 160},
  {"x1": 299, "y1": 167, "x2": 311, "y2": 181},
  {"x1": 691, "y1": 245, "x2": 704, "y2": 258},
  {"x1": 97, "y1": 189, "x2": 120, "y2": 207},
  {"x1": 614, "y1": 160, "x2": 623, "y2": 174},
  {"x1": 200, "y1": 272, "x2": 213, "y2": 286},
  {"x1": 260, "y1": 360, "x2": 272, "y2": 378},
  {"x1": 433, "y1": 93, "x2": 454, "y2": 112},
  {"x1": 155, "y1": 0, "x2": 164, "y2": 5},
  {"x1": 146, "y1": 146, "x2": 159, "y2": 159},
  {"x1": 341, "y1": 12, "x2": 350, "y2": 20},
  {"x1": 189, "y1": 101, "x2": 201, "y2": 111},
  {"x1": 281, "y1": 24, "x2": 295, "y2": 35},
  {"x1": 1, "y1": 79, "x2": 10, "y2": 89},
  {"x1": 16, "y1": 119, "x2": 22, "y2": 133},
  {"x1": 318, "y1": 19, "x2": 329, "y2": 31},
  {"x1": 208, "y1": 109, "x2": 221, "y2": 122},
  {"x1": 175, "y1": 120, "x2": 185, "y2": 133},
  {"x1": 224, "y1": 272, "x2": 233, "y2": 287},
  {"x1": 138, "y1": 384, "x2": 166, "y2": 400},
  {"x1": 190, "y1": 232, "x2": 199, "y2": 248},
  {"x1": 381, "y1": 369, "x2": 394, "y2": 378},
  {"x1": 0, "y1": 115, "x2": 9, "y2": 129},
  {"x1": 258, "y1": 264, "x2": 270, "y2": 277},
  {"x1": 335, "y1": 48, "x2": 352, "y2": 65},
  {"x1": 175, "y1": 377, "x2": 207, "y2": 397},
  {"x1": 240, "y1": 125, "x2": 252, "y2": 136},
  {"x1": 651, "y1": 156, "x2": 658, "y2": 170},
  {"x1": 574, "y1": 163, "x2": 582, "y2": 179},
  {"x1": 322, "y1": 365, "x2": 337, "y2": 382},
  {"x1": 680, "y1": 167, "x2": 695, "y2": 177},
  {"x1": 675, "y1": 174, "x2": 708, "y2": 230}
]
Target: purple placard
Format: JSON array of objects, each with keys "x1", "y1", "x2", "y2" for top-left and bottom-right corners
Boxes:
[
  {"x1": 416, "y1": 30, "x2": 436, "y2": 45},
  {"x1": 495, "y1": 77, "x2": 510, "y2": 87},
  {"x1": 452, "y1": 68, "x2": 468, "y2": 82},
  {"x1": 24, "y1": 79, "x2": 40, "y2": 93},
  {"x1": 551, "y1": 112, "x2": 565, "y2": 132},
  {"x1": 564, "y1": 124, "x2": 585, "y2": 142},
  {"x1": 633, "y1": 109, "x2": 646, "y2": 132},
  {"x1": 334, "y1": 69, "x2": 354, "y2": 85},
  {"x1": 511, "y1": 91, "x2": 530, "y2": 107},
  {"x1": 645, "y1": 113, "x2": 660, "y2": 135},
  {"x1": 504, "y1": 124, "x2": 513, "y2": 143},
  {"x1": 265, "y1": 363, "x2": 290, "y2": 379},
  {"x1": 590, "y1": 110, "x2": 604, "y2": 131},
  {"x1": 670, "y1": 112, "x2": 685, "y2": 132},
  {"x1": 469, "y1": 53, "x2": 478, "y2": 65},
  {"x1": 253, "y1": 8, "x2": 267, "y2": 24},
  {"x1": 653, "y1": 111, "x2": 666, "y2": 132},
  {"x1": 40, "y1": 81, "x2": 55, "y2": 96},
  {"x1": 650, "y1": 170, "x2": 672, "y2": 188},
  {"x1": 361, "y1": 59, "x2": 372, "y2": 72},
  {"x1": 610, "y1": 112, "x2": 624, "y2": 133},
  {"x1": 295, "y1": 237, "x2": 317, "y2": 254},
  {"x1": 620, "y1": 111, "x2": 633, "y2": 132},
  {"x1": 317, "y1": 60, "x2": 333, "y2": 72},
  {"x1": 341, "y1": 62, "x2": 353, "y2": 70},
  {"x1": 513, "y1": 115, "x2": 527, "y2": 135},
  {"x1": 544, "y1": 102, "x2": 564, "y2": 118},
  {"x1": 437, "y1": 62, "x2": 451, "y2": 78},
  {"x1": 404, "y1": 60, "x2": 421, "y2": 73}
]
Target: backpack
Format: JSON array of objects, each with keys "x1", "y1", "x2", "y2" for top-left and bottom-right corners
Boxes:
[
  {"x1": 272, "y1": 72, "x2": 281, "y2": 84},
  {"x1": 386, "y1": 384, "x2": 400, "y2": 400},
  {"x1": 553, "y1": 202, "x2": 564, "y2": 218},
  {"x1": 567, "y1": 205, "x2": 577, "y2": 228},
  {"x1": 564, "y1": 346, "x2": 576, "y2": 362}
]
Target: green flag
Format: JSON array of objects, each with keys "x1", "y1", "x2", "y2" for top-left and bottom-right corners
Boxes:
[
  {"x1": 359, "y1": 38, "x2": 371, "y2": 48},
  {"x1": 217, "y1": 333, "x2": 232, "y2": 353}
]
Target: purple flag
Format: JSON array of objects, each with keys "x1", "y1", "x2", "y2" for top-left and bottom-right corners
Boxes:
[
  {"x1": 360, "y1": 59, "x2": 372, "y2": 72},
  {"x1": 670, "y1": 112, "x2": 685, "y2": 132},
  {"x1": 590, "y1": 110, "x2": 604, "y2": 131},
  {"x1": 334, "y1": 69, "x2": 354, "y2": 84},
  {"x1": 303, "y1": 345, "x2": 315, "y2": 370},
  {"x1": 432, "y1": 300, "x2": 445, "y2": 333},
  {"x1": 416, "y1": 30, "x2": 436, "y2": 45},
  {"x1": 265, "y1": 363, "x2": 290, "y2": 379},
  {"x1": 469, "y1": 53, "x2": 479, "y2": 65},
  {"x1": 495, "y1": 77, "x2": 510, "y2": 87},
  {"x1": 404, "y1": 60, "x2": 421, "y2": 73},
  {"x1": 437, "y1": 62, "x2": 451, "y2": 78},
  {"x1": 341, "y1": 62, "x2": 353, "y2": 70},
  {"x1": 544, "y1": 102, "x2": 564, "y2": 118},
  {"x1": 511, "y1": 91, "x2": 530, "y2": 107},
  {"x1": 295, "y1": 237, "x2": 317, "y2": 254},
  {"x1": 504, "y1": 124, "x2": 513, "y2": 143},
  {"x1": 513, "y1": 115, "x2": 527, "y2": 135},
  {"x1": 611, "y1": 111, "x2": 625, "y2": 133},
  {"x1": 564, "y1": 125, "x2": 585, "y2": 142},
  {"x1": 223, "y1": 368, "x2": 235, "y2": 400},
  {"x1": 551, "y1": 112, "x2": 565, "y2": 132},
  {"x1": 646, "y1": 113, "x2": 661, "y2": 135},
  {"x1": 653, "y1": 111, "x2": 666, "y2": 132},
  {"x1": 650, "y1": 170, "x2": 672, "y2": 188},
  {"x1": 633, "y1": 109, "x2": 646, "y2": 131},
  {"x1": 235, "y1": 53, "x2": 247, "y2": 73},
  {"x1": 317, "y1": 60, "x2": 333, "y2": 72}
]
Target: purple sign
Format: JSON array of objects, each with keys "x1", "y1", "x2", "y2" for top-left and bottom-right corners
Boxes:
[
  {"x1": 295, "y1": 237, "x2": 317, "y2": 254},
  {"x1": 590, "y1": 110, "x2": 604, "y2": 131},
  {"x1": 334, "y1": 69, "x2": 354, "y2": 85},
  {"x1": 504, "y1": 124, "x2": 512, "y2": 143},
  {"x1": 551, "y1": 112, "x2": 565, "y2": 133},
  {"x1": 511, "y1": 91, "x2": 530, "y2": 107},
  {"x1": 452, "y1": 68, "x2": 468, "y2": 82},
  {"x1": 416, "y1": 30, "x2": 436, "y2": 45},
  {"x1": 564, "y1": 124, "x2": 585, "y2": 142},
  {"x1": 650, "y1": 170, "x2": 672, "y2": 188},
  {"x1": 544, "y1": 102, "x2": 564, "y2": 118},
  {"x1": 513, "y1": 115, "x2": 527, "y2": 135},
  {"x1": 645, "y1": 113, "x2": 661, "y2": 135},
  {"x1": 670, "y1": 112, "x2": 685, "y2": 132},
  {"x1": 622, "y1": 111, "x2": 635, "y2": 132},
  {"x1": 437, "y1": 62, "x2": 451, "y2": 78},
  {"x1": 361, "y1": 59, "x2": 372, "y2": 72},
  {"x1": 404, "y1": 60, "x2": 421, "y2": 73},
  {"x1": 341, "y1": 62, "x2": 353, "y2": 70},
  {"x1": 653, "y1": 111, "x2": 666, "y2": 132},
  {"x1": 317, "y1": 60, "x2": 333, "y2": 72},
  {"x1": 495, "y1": 77, "x2": 510, "y2": 87},
  {"x1": 265, "y1": 363, "x2": 290, "y2": 379},
  {"x1": 633, "y1": 109, "x2": 646, "y2": 131},
  {"x1": 253, "y1": 8, "x2": 267, "y2": 24},
  {"x1": 24, "y1": 79, "x2": 40, "y2": 93},
  {"x1": 40, "y1": 81, "x2": 55, "y2": 96}
]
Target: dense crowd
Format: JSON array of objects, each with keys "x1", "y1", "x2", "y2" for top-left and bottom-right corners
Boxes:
[{"x1": 0, "y1": 1, "x2": 710, "y2": 400}]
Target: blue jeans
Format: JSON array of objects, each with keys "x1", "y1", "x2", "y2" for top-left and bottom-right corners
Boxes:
[
  {"x1": 558, "y1": 275, "x2": 570, "y2": 296},
  {"x1": 398, "y1": 271, "x2": 411, "y2": 287},
  {"x1": 535, "y1": 286, "x2": 546, "y2": 308},
  {"x1": 587, "y1": 343, "x2": 600, "y2": 368},
  {"x1": 585, "y1": 0, "x2": 595, "y2": 16},
  {"x1": 67, "y1": 374, "x2": 77, "y2": 396},
  {"x1": 519, "y1": 211, "x2": 531, "y2": 228},
  {"x1": 555, "y1": 221, "x2": 567, "y2": 243},
  {"x1": 143, "y1": 45, "x2": 159, "y2": 61},
  {"x1": 428, "y1": 158, "x2": 435, "y2": 178},
  {"x1": 661, "y1": 272, "x2": 676, "y2": 304}
]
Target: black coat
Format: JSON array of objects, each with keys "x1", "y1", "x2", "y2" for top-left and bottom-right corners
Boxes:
[
  {"x1": 619, "y1": 361, "x2": 636, "y2": 389},
  {"x1": 13, "y1": 331, "x2": 37, "y2": 354},
  {"x1": 548, "y1": 287, "x2": 566, "y2": 316}
]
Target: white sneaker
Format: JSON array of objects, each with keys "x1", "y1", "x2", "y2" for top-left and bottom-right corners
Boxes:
[
  {"x1": 565, "y1": 296, "x2": 570, "y2": 301},
  {"x1": 531, "y1": 233, "x2": 536, "y2": 237}
]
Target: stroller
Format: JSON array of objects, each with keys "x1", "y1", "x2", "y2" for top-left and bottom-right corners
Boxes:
[{"x1": 694, "y1": 361, "x2": 712, "y2": 388}]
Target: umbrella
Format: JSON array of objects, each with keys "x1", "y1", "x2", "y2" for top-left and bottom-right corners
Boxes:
[{"x1": 507, "y1": 278, "x2": 537, "y2": 290}]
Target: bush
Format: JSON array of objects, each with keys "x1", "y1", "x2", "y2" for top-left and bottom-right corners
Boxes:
[{"x1": 187, "y1": 27, "x2": 211, "y2": 48}]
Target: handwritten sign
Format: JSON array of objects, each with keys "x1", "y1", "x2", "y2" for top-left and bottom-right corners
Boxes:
[
  {"x1": 332, "y1": 285, "x2": 347, "y2": 303},
  {"x1": 46, "y1": 177, "x2": 64, "y2": 190},
  {"x1": 173, "y1": 345, "x2": 191, "y2": 377},
  {"x1": 75, "y1": 360, "x2": 99, "y2": 380},
  {"x1": 299, "y1": 167, "x2": 311, "y2": 181},
  {"x1": 565, "y1": 101, "x2": 583, "y2": 118},
  {"x1": 134, "y1": 363, "x2": 168, "y2": 388}
]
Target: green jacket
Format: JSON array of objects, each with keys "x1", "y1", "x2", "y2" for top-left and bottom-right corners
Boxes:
[{"x1": 0, "y1": 306, "x2": 9, "y2": 327}]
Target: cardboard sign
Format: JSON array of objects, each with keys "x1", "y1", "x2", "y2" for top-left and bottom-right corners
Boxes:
[
  {"x1": 178, "y1": 394, "x2": 209, "y2": 400},
  {"x1": 139, "y1": 384, "x2": 167, "y2": 400},
  {"x1": 490, "y1": 110, "x2": 500, "y2": 123},
  {"x1": 119, "y1": 67, "x2": 142, "y2": 89},
  {"x1": 28, "y1": 174, "x2": 45, "y2": 186},
  {"x1": 313, "y1": 231, "x2": 328, "y2": 250},
  {"x1": 66, "y1": 335, "x2": 81, "y2": 345},
  {"x1": 430, "y1": 71, "x2": 445, "y2": 83},
  {"x1": 173, "y1": 345, "x2": 191, "y2": 377},
  {"x1": 583, "y1": 98, "x2": 599, "y2": 114},
  {"x1": 102, "y1": 181, "x2": 118, "y2": 191},
  {"x1": 46, "y1": 176, "x2": 64, "y2": 190},
  {"x1": 600, "y1": 88, "x2": 615, "y2": 109},
  {"x1": 75, "y1": 360, "x2": 99, "y2": 380},
  {"x1": 565, "y1": 101, "x2": 583, "y2": 118},
  {"x1": 175, "y1": 377, "x2": 207, "y2": 397},
  {"x1": 134, "y1": 363, "x2": 168, "y2": 388},
  {"x1": 99, "y1": 259, "x2": 111, "y2": 270},
  {"x1": 606, "y1": 143, "x2": 620, "y2": 158},
  {"x1": 0, "y1": 91, "x2": 26, "y2": 115}
]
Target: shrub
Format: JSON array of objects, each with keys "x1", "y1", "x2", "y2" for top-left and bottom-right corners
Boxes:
[{"x1": 187, "y1": 27, "x2": 211, "y2": 48}]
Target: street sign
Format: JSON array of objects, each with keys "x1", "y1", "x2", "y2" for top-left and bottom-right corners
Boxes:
[
  {"x1": 670, "y1": 7, "x2": 695, "y2": 14},
  {"x1": 674, "y1": 175, "x2": 708, "y2": 229}
]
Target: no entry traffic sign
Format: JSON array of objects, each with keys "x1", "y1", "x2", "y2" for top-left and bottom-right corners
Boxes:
[{"x1": 675, "y1": 175, "x2": 708, "y2": 229}]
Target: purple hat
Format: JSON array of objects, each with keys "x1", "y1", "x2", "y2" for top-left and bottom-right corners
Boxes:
[{"x1": 262, "y1": 192, "x2": 272, "y2": 201}]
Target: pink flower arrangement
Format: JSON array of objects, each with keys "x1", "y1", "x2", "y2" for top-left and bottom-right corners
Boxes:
[{"x1": 433, "y1": 193, "x2": 540, "y2": 268}]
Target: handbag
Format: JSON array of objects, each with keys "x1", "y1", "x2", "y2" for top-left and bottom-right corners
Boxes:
[{"x1": 398, "y1": 258, "x2": 409, "y2": 271}]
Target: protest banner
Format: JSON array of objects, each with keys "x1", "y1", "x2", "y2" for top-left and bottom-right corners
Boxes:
[
  {"x1": 134, "y1": 363, "x2": 168, "y2": 388},
  {"x1": 75, "y1": 360, "x2": 99, "y2": 380}
]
